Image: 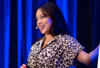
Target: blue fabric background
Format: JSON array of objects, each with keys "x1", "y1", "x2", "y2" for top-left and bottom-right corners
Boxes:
[{"x1": 0, "y1": 0, "x2": 100, "y2": 68}]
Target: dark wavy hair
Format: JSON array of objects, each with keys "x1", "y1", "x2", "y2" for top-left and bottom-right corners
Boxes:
[{"x1": 36, "y1": 2, "x2": 70, "y2": 36}]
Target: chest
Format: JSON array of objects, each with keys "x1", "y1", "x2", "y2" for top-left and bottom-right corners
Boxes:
[
  {"x1": 27, "y1": 36, "x2": 76, "y2": 67},
  {"x1": 41, "y1": 40, "x2": 48, "y2": 49},
  {"x1": 32, "y1": 39, "x2": 65, "y2": 60}
]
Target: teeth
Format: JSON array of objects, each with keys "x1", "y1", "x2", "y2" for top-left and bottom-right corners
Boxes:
[{"x1": 40, "y1": 26, "x2": 44, "y2": 29}]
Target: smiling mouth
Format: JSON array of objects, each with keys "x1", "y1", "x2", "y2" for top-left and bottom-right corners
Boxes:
[{"x1": 40, "y1": 25, "x2": 45, "y2": 30}]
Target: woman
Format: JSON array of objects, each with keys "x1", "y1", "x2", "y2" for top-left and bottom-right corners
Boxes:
[{"x1": 20, "y1": 2, "x2": 99, "y2": 68}]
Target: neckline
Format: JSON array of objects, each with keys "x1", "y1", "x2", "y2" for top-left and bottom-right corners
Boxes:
[{"x1": 39, "y1": 34, "x2": 62, "y2": 50}]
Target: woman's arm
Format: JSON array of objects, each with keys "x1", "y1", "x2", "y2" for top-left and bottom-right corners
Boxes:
[{"x1": 76, "y1": 45, "x2": 100, "y2": 66}]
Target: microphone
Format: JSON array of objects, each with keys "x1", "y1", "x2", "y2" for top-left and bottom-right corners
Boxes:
[{"x1": 36, "y1": 27, "x2": 38, "y2": 29}]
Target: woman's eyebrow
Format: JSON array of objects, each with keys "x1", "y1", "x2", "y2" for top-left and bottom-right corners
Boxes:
[
  {"x1": 36, "y1": 14, "x2": 44, "y2": 19},
  {"x1": 40, "y1": 14, "x2": 44, "y2": 16}
]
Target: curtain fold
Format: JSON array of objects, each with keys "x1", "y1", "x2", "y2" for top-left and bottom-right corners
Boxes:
[
  {"x1": 56, "y1": 0, "x2": 77, "y2": 38},
  {"x1": 91, "y1": 0, "x2": 100, "y2": 68},
  {"x1": 4, "y1": 0, "x2": 10, "y2": 68},
  {"x1": 0, "y1": 0, "x2": 100, "y2": 68},
  {"x1": 17, "y1": 0, "x2": 22, "y2": 67},
  {"x1": 0, "y1": 0, "x2": 5, "y2": 68}
]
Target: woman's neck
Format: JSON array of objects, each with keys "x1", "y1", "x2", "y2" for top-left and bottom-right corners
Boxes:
[{"x1": 44, "y1": 34, "x2": 54, "y2": 42}]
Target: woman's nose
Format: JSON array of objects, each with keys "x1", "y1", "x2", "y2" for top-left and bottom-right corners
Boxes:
[{"x1": 37, "y1": 19, "x2": 42, "y2": 25}]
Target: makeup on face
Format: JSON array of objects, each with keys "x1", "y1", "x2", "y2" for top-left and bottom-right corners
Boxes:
[{"x1": 36, "y1": 9, "x2": 53, "y2": 34}]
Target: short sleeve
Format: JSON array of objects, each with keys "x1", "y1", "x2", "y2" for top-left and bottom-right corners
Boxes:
[
  {"x1": 68, "y1": 35, "x2": 85, "y2": 56},
  {"x1": 63, "y1": 35, "x2": 85, "y2": 66}
]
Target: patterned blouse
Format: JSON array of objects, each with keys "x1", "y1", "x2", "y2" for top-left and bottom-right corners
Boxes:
[{"x1": 26, "y1": 34, "x2": 85, "y2": 68}]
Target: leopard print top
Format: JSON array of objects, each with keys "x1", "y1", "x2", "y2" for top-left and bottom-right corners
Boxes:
[{"x1": 27, "y1": 34, "x2": 85, "y2": 68}]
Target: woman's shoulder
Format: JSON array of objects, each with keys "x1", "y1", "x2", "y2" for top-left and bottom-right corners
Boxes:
[
  {"x1": 61, "y1": 34, "x2": 85, "y2": 51},
  {"x1": 61, "y1": 34, "x2": 74, "y2": 40},
  {"x1": 61, "y1": 34, "x2": 80, "y2": 44}
]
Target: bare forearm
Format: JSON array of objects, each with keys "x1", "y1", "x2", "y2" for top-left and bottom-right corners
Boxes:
[
  {"x1": 76, "y1": 44, "x2": 100, "y2": 66},
  {"x1": 88, "y1": 45, "x2": 99, "y2": 65}
]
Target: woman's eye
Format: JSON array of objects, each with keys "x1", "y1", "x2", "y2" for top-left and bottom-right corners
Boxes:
[{"x1": 41, "y1": 16, "x2": 45, "y2": 19}]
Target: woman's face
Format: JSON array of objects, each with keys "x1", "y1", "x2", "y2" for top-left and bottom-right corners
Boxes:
[{"x1": 36, "y1": 9, "x2": 52, "y2": 34}]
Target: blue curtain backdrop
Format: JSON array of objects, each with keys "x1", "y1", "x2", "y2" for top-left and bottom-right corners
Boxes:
[{"x1": 0, "y1": 0, "x2": 100, "y2": 68}]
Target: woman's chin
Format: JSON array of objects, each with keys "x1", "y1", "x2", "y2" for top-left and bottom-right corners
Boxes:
[
  {"x1": 40, "y1": 30, "x2": 49, "y2": 34},
  {"x1": 41, "y1": 31, "x2": 46, "y2": 34}
]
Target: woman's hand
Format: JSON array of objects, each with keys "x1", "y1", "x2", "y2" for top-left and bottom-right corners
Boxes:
[{"x1": 20, "y1": 64, "x2": 27, "y2": 68}]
